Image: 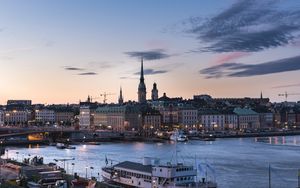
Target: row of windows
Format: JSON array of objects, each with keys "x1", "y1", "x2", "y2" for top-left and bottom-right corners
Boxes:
[
  {"x1": 176, "y1": 176, "x2": 193, "y2": 181},
  {"x1": 176, "y1": 167, "x2": 193, "y2": 172},
  {"x1": 116, "y1": 170, "x2": 151, "y2": 180}
]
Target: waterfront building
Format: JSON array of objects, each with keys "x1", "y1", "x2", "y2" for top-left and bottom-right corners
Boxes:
[
  {"x1": 35, "y1": 109, "x2": 55, "y2": 125},
  {"x1": 138, "y1": 58, "x2": 147, "y2": 103},
  {"x1": 233, "y1": 108, "x2": 260, "y2": 130},
  {"x1": 258, "y1": 112, "x2": 274, "y2": 128},
  {"x1": 95, "y1": 104, "x2": 142, "y2": 132},
  {"x1": 224, "y1": 114, "x2": 238, "y2": 130},
  {"x1": 178, "y1": 106, "x2": 198, "y2": 128},
  {"x1": 142, "y1": 107, "x2": 161, "y2": 131},
  {"x1": 4, "y1": 110, "x2": 31, "y2": 126},
  {"x1": 0, "y1": 110, "x2": 4, "y2": 126},
  {"x1": 95, "y1": 105, "x2": 126, "y2": 131},
  {"x1": 160, "y1": 105, "x2": 179, "y2": 127},
  {"x1": 118, "y1": 87, "x2": 124, "y2": 105},
  {"x1": 55, "y1": 111, "x2": 74, "y2": 126},
  {"x1": 151, "y1": 82, "x2": 158, "y2": 101},
  {"x1": 198, "y1": 109, "x2": 225, "y2": 130},
  {"x1": 79, "y1": 106, "x2": 91, "y2": 129}
]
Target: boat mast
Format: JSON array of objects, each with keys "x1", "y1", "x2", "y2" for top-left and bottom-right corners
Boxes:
[{"x1": 269, "y1": 164, "x2": 271, "y2": 188}]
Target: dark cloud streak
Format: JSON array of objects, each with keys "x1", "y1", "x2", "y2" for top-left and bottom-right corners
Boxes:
[
  {"x1": 200, "y1": 55, "x2": 300, "y2": 78},
  {"x1": 184, "y1": 0, "x2": 300, "y2": 52},
  {"x1": 64, "y1": 66, "x2": 85, "y2": 71},
  {"x1": 272, "y1": 83, "x2": 300, "y2": 89},
  {"x1": 134, "y1": 68, "x2": 168, "y2": 75},
  {"x1": 125, "y1": 49, "x2": 170, "y2": 60},
  {"x1": 78, "y1": 72, "x2": 97, "y2": 75}
]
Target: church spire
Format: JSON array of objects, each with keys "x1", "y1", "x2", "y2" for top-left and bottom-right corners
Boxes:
[
  {"x1": 138, "y1": 57, "x2": 147, "y2": 103},
  {"x1": 140, "y1": 57, "x2": 144, "y2": 82},
  {"x1": 119, "y1": 86, "x2": 124, "y2": 104}
]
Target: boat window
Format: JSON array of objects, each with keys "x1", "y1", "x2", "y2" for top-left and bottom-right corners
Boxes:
[{"x1": 160, "y1": 169, "x2": 162, "y2": 172}]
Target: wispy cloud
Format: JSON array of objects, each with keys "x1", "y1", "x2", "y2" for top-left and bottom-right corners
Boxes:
[
  {"x1": 272, "y1": 83, "x2": 300, "y2": 89},
  {"x1": 88, "y1": 61, "x2": 113, "y2": 69},
  {"x1": 125, "y1": 49, "x2": 171, "y2": 60},
  {"x1": 200, "y1": 55, "x2": 300, "y2": 78},
  {"x1": 213, "y1": 52, "x2": 251, "y2": 64},
  {"x1": 134, "y1": 68, "x2": 168, "y2": 75},
  {"x1": 184, "y1": 0, "x2": 300, "y2": 52},
  {"x1": 78, "y1": 72, "x2": 98, "y2": 75}
]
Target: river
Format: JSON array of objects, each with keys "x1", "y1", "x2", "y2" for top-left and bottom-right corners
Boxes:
[{"x1": 3, "y1": 136, "x2": 300, "y2": 188}]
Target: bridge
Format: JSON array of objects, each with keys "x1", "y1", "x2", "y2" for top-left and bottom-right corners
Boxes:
[{"x1": 0, "y1": 127, "x2": 123, "y2": 146}]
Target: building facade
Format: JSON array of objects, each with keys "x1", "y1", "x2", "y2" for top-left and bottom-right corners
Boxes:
[
  {"x1": 4, "y1": 110, "x2": 30, "y2": 126},
  {"x1": 0, "y1": 110, "x2": 4, "y2": 126},
  {"x1": 224, "y1": 114, "x2": 238, "y2": 130},
  {"x1": 79, "y1": 106, "x2": 91, "y2": 129},
  {"x1": 35, "y1": 109, "x2": 55, "y2": 124},
  {"x1": 178, "y1": 107, "x2": 198, "y2": 127},
  {"x1": 199, "y1": 114, "x2": 225, "y2": 130},
  {"x1": 55, "y1": 111, "x2": 74, "y2": 125},
  {"x1": 234, "y1": 108, "x2": 260, "y2": 130}
]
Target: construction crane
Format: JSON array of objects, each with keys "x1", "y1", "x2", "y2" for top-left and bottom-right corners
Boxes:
[
  {"x1": 100, "y1": 92, "x2": 115, "y2": 104},
  {"x1": 278, "y1": 92, "x2": 300, "y2": 102}
]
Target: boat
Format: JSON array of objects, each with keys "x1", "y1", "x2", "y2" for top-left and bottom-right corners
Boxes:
[
  {"x1": 102, "y1": 157, "x2": 217, "y2": 188},
  {"x1": 170, "y1": 131, "x2": 188, "y2": 142},
  {"x1": 56, "y1": 143, "x2": 76, "y2": 149},
  {"x1": 66, "y1": 145, "x2": 76, "y2": 149},
  {"x1": 56, "y1": 143, "x2": 66, "y2": 149}
]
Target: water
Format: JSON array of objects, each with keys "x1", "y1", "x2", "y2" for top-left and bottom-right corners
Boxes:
[{"x1": 4, "y1": 136, "x2": 300, "y2": 188}]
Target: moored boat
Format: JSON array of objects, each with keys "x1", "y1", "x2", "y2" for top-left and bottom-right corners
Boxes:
[
  {"x1": 102, "y1": 157, "x2": 217, "y2": 188},
  {"x1": 170, "y1": 131, "x2": 188, "y2": 142}
]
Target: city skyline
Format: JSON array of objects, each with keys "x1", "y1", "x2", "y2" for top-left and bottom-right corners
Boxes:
[{"x1": 1, "y1": 0, "x2": 300, "y2": 104}]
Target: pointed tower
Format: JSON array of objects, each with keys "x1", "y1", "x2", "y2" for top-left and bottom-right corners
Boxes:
[
  {"x1": 260, "y1": 91, "x2": 263, "y2": 99},
  {"x1": 151, "y1": 82, "x2": 158, "y2": 100},
  {"x1": 138, "y1": 58, "x2": 147, "y2": 103},
  {"x1": 118, "y1": 87, "x2": 124, "y2": 105}
]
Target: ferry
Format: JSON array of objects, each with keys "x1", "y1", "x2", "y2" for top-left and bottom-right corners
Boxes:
[{"x1": 102, "y1": 157, "x2": 217, "y2": 188}]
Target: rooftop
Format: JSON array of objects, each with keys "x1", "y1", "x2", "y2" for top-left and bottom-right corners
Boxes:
[{"x1": 114, "y1": 161, "x2": 152, "y2": 173}]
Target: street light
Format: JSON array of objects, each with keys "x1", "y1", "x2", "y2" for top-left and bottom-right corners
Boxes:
[
  {"x1": 85, "y1": 166, "x2": 88, "y2": 179},
  {"x1": 71, "y1": 163, "x2": 75, "y2": 175},
  {"x1": 90, "y1": 166, "x2": 94, "y2": 178}
]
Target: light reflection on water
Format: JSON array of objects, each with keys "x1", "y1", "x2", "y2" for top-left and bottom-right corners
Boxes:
[
  {"x1": 255, "y1": 136, "x2": 300, "y2": 146},
  {"x1": 3, "y1": 136, "x2": 300, "y2": 188}
]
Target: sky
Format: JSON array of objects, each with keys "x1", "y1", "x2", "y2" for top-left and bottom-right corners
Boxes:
[{"x1": 1, "y1": 0, "x2": 300, "y2": 104}]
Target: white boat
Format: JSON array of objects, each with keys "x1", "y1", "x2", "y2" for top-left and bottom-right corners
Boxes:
[
  {"x1": 102, "y1": 157, "x2": 217, "y2": 188},
  {"x1": 170, "y1": 131, "x2": 188, "y2": 142},
  {"x1": 56, "y1": 143, "x2": 66, "y2": 149}
]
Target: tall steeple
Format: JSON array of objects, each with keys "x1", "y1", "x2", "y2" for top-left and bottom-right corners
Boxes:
[
  {"x1": 118, "y1": 87, "x2": 124, "y2": 105},
  {"x1": 140, "y1": 57, "x2": 144, "y2": 82},
  {"x1": 138, "y1": 57, "x2": 147, "y2": 103}
]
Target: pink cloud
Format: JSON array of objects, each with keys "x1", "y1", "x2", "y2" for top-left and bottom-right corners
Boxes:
[{"x1": 212, "y1": 52, "x2": 251, "y2": 64}]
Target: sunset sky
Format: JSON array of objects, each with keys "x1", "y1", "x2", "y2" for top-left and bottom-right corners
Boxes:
[{"x1": 1, "y1": 0, "x2": 300, "y2": 104}]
